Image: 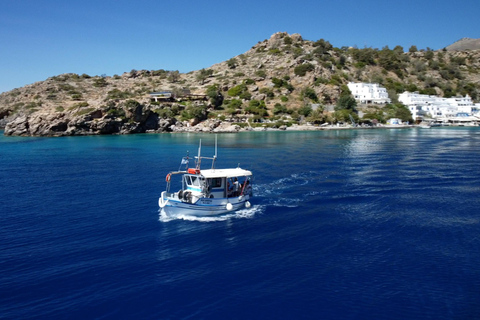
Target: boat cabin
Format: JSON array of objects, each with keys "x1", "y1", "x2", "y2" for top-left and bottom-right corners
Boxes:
[{"x1": 182, "y1": 168, "x2": 252, "y2": 199}]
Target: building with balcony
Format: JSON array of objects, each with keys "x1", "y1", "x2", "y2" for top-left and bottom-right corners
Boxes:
[
  {"x1": 347, "y1": 82, "x2": 391, "y2": 104},
  {"x1": 398, "y1": 92, "x2": 478, "y2": 120}
]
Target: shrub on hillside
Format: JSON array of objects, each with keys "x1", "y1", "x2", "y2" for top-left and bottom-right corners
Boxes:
[
  {"x1": 227, "y1": 84, "x2": 246, "y2": 97},
  {"x1": 294, "y1": 63, "x2": 315, "y2": 76}
]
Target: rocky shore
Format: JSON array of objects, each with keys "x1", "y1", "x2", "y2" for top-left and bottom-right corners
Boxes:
[
  {"x1": 1, "y1": 102, "x2": 256, "y2": 136},
  {"x1": 2, "y1": 113, "x2": 414, "y2": 136}
]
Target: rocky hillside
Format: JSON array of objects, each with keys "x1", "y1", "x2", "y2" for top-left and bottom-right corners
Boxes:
[
  {"x1": 446, "y1": 38, "x2": 480, "y2": 51},
  {"x1": 1, "y1": 32, "x2": 480, "y2": 136}
]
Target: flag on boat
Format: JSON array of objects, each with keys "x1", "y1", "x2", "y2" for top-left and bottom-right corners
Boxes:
[{"x1": 181, "y1": 158, "x2": 188, "y2": 165}]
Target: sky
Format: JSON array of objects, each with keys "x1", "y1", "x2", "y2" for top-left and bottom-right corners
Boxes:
[{"x1": 1, "y1": 0, "x2": 479, "y2": 93}]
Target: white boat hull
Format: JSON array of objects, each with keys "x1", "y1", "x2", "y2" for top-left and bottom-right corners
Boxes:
[{"x1": 159, "y1": 192, "x2": 251, "y2": 216}]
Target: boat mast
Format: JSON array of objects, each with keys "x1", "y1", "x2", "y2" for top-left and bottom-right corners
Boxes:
[
  {"x1": 212, "y1": 135, "x2": 217, "y2": 169},
  {"x1": 196, "y1": 139, "x2": 202, "y2": 169}
]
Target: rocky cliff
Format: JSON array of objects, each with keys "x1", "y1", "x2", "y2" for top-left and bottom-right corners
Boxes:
[{"x1": 1, "y1": 32, "x2": 479, "y2": 136}]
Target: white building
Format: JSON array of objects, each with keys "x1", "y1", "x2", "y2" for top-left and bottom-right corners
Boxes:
[
  {"x1": 347, "y1": 82, "x2": 391, "y2": 104},
  {"x1": 398, "y1": 92, "x2": 478, "y2": 120}
]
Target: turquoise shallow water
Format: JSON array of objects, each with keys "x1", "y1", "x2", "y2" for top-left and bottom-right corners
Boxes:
[{"x1": 1, "y1": 128, "x2": 480, "y2": 319}]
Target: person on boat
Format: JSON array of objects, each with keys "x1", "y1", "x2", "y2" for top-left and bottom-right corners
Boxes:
[
  {"x1": 227, "y1": 180, "x2": 233, "y2": 197},
  {"x1": 243, "y1": 180, "x2": 252, "y2": 196},
  {"x1": 233, "y1": 178, "x2": 240, "y2": 196}
]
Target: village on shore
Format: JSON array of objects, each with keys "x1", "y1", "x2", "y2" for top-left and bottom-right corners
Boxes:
[{"x1": 146, "y1": 81, "x2": 480, "y2": 134}]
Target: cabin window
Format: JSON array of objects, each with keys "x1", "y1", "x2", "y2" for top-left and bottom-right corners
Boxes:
[
  {"x1": 191, "y1": 176, "x2": 204, "y2": 187},
  {"x1": 190, "y1": 175, "x2": 198, "y2": 186},
  {"x1": 210, "y1": 178, "x2": 222, "y2": 188}
]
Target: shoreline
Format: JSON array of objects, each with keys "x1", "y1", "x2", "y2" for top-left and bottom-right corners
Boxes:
[{"x1": 2, "y1": 123, "x2": 476, "y2": 138}]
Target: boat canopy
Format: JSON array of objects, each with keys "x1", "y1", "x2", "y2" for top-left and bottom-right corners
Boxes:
[{"x1": 200, "y1": 168, "x2": 252, "y2": 179}]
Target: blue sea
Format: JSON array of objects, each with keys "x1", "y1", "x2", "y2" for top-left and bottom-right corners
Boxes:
[{"x1": 1, "y1": 128, "x2": 480, "y2": 319}]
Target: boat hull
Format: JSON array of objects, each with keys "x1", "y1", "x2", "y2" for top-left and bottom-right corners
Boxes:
[{"x1": 159, "y1": 193, "x2": 251, "y2": 216}]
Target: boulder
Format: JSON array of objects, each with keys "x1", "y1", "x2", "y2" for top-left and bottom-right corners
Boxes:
[
  {"x1": 158, "y1": 117, "x2": 176, "y2": 132},
  {"x1": 4, "y1": 115, "x2": 29, "y2": 136},
  {"x1": 92, "y1": 118, "x2": 122, "y2": 134}
]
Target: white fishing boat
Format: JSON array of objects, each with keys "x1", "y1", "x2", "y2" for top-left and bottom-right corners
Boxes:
[
  {"x1": 417, "y1": 122, "x2": 432, "y2": 129},
  {"x1": 159, "y1": 137, "x2": 253, "y2": 216}
]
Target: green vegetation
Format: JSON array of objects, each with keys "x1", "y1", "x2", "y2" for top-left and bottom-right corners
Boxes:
[
  {"x1": 107, "y1": 89, "x2": 132, "y2": 100},
  {"x1": 181, "y1": 104, "x2": 208, "y2": 121},
  {"x1": 227, "y1": 58, "x2": 238, "y2": 69},
  {"x1": 297, "y1": 105, "x2": 312, "y2": 117},
  {"x1": 259, "y1": 87, "x2": 274, "y2": 98},
  {"x1": 206, "y1": 84, "x2": 223, "y2": 108},
  {"x1": 272, "y1": 103, "x2": 290, "y2": 115},
  {"x1": 106, "y1": 107, "x2": 126, "y2": 118},
  {"x1": 93, "y1": 77, "x2": 108, "y2": 87},
  {"x1": 196, "y1": 69, "x2": 214, "y2": 84},
  {"x1": 301, "y1": 87, "x2": 318, "y2": 102},
  {"x1": 73, "y1": 102, "x2": 90, "y2": 108},
  {"x1": 255, "y1": 70, "x2": 267, "y2": 78},
  {"x1": 384, "y1": 104, "x2": 414, "y2": 123},
  {"x1": 294, "y1": 63, "x2": 315, "y2": 76},
  {"x1": 227, "y1": 83, "x2": 249, "y2": 98},
  {"x1": 245, "y1": 100, "x2": 268, "y2": 117},
  {"x1": 271, "y1": 77, "x2": 294, "y2": 92},
  {"x1": 74, "y1": 107, "x2": 95, "y2": 116}
]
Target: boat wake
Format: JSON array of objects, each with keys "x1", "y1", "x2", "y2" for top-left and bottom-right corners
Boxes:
[
  {"x1": 158, "y1": 205, "x2": 265, "y2": 223},
  {"x1": 254, "y1": 172, "x2": 319, "y2": 208}
]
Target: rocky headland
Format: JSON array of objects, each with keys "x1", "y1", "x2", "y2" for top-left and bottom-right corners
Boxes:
[{"x1": 1, "y1": 33, "x2": 479, "y2": 136}]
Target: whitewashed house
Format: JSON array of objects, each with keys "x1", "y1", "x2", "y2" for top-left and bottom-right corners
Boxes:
[
  {"x1": 347, "y1": 82, "x2": 391, "y2": 104},
  {"x1": 398, "y1": 92, "x2": 478, "y2": 120}
]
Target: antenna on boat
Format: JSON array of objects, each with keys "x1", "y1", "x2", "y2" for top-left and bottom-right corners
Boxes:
[{"x1": 212, "y1": 135, "x2": 217, "y2": 169}]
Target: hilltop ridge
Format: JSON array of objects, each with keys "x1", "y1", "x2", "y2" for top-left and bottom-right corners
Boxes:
[
  {"x1": 1, "y1": 32, "x2": 479, "y2": 136},
  {"x1": 445, "y1": 38, "x2": 480, "y2": 51}
]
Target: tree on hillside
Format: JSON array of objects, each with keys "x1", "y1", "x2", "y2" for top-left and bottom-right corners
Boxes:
[
  {"x1": 301, "y1": 87, "x2": 319, "y2": 102},
  {"x1": 168, "y1": 71, "x2": 180, "y2": 83},
  {"x1": 227, "y1": 58, "x2": 238, "y2": 69},
  {"x1": 334, "y1": 109, "x2": 359, "y2": 124},
  {"x1": 393, "y1": 45, "x2": 404, "y2": 55},
  {"x1": 336, "y1": 95, "x2": 357, "y2": 110},
  {"x1": 294, "y1": 63, "x2": 315, "y2": 76},
  {"x1": 378, "y1": 47, "x2": 402, "y2": 72},
  {"x1": 227, "y1": 83, "x2": 247, "y2": 97},
  {"x1": 307, "y1": 107, "x2": 325, "y2": 124},
  {"x1": 384, "y1": 104, "x2": 413, "y2": 123},
  {"x1": 245, "y1": 99, "x2": 268, "y2": 117},
  {"x1": 273, "y1": 103, "x2": 290, "y2": 115},
  {"x1": 298, "y1": 105, "x2": 313, "y2": 117},
  {"x1": 93, "y1": 77, "x2": 108, "y2": 87},
  {"x1": 312, "y1": 39, "x2": 333, "y2": 57},
  {"x1": 350, "y1": 47, "x2": 377, "y2": 67},
  {"x1": 335, "y1": 85, "x2": 357, "y2": 112},
  {"x1": 196, "y1": 69, "x2": 213, "y2": 85},
  {"x1": 206, "y1": 84, "x2": 223, "y2": 109},
  {"x1": 393, "y1": 104, "x2": 413, "y2": 123}
]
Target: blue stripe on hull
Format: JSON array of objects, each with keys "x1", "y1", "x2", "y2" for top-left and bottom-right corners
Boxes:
[{"x1": 162, "y1": 199, "x2": 248, "y2": 216}]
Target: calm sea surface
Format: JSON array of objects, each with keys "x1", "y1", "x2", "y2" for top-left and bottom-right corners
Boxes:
[{"x1": 1, "y1": 128, "x2": 479, "y2": 319}]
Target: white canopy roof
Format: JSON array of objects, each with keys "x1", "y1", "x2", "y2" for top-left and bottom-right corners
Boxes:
[{"x1": 200, "y1": 168, "x2": 252, "y2": 178}]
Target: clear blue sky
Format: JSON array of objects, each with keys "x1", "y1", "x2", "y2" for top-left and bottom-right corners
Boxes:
[{"x1": 1, "y1": 0, "x2": 478, "y2": 93}]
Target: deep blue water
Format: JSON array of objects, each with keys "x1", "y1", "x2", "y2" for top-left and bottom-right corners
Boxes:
[{"x1": 1, "y1": 128, "x2": 480, "y2": 319}]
